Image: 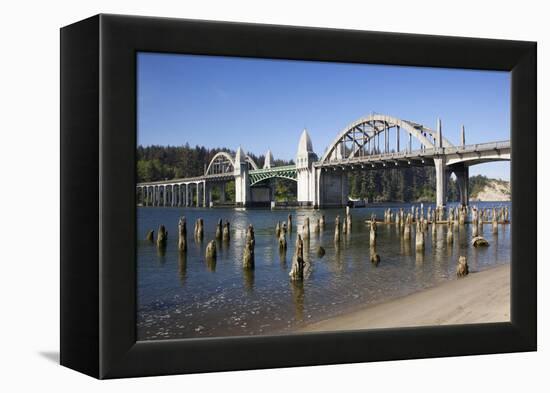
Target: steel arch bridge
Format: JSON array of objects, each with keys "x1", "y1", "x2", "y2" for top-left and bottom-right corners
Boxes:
[
  {"x1": 320, "y1": 114, "x2": 453, "y2": 163},
  {"x1": 249, "y1": 165, "x2": 297, "y2": 186},
  {"x1": 205, "y1": 151, "x2": 259, "y2": 176},
  {"x1": 136, "y1": 113, "x2": 510, "y2": 208}
]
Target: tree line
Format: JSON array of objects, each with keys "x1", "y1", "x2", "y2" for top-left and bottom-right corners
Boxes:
[{"x1": 137, "y1": 144, "x2": 293, "y2": 183}]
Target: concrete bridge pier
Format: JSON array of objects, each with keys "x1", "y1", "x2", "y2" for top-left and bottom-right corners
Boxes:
[
  {"x1": 296, "y1": 129, "x2": 319, "y2": 207},
  {"x1": 434, "y1": 157, "x2": 447, "y2": 207},
  {"x1": 451, "y1": 163, "x2": 470, "y2": 206},
  {"x1": 234, "y1": 147, "x2": 251, "y2": 207},
  {"x1": 317, "y1": 169, "x2": 349, "y2": 208}
]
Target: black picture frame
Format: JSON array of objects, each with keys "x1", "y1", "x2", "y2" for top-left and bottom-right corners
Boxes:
[{"x1": 60, "y1": 14, "x2": 536, "y2": 379}]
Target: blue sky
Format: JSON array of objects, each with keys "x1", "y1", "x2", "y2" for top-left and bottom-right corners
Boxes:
[{"x1": 137, "y1": 53, "x2": 510, "y2": 180}]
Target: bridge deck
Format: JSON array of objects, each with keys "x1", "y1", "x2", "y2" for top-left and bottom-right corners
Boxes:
[{"x1": 137, "y1": 140, "x2": 510, "y2": 188}]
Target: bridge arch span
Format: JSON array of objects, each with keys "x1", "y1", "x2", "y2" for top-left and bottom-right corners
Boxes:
[
  {"x1": 205, "y1": 151, "x2": 235, "y2": 176},
  {"x1": 245, "y1": 155, "x2": 259, "y2": 170},
  {"x1": 205, "y1": 151, "x2": 260, "y2": 176},
  {"x1": 320, "y1": 114, "x2": 453, "y2": 163}
]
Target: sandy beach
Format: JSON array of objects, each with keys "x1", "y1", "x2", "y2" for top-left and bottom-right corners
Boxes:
[{"x1": 302, "y1": 264, "x2": 510, "y2": 332}]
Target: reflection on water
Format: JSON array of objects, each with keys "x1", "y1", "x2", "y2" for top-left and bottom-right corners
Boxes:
[{"x1": 137, "y1": 202, "x2": 511, "y2": 340}]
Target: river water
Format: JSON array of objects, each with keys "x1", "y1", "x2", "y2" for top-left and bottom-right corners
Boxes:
[{"x1": 137, "y1": 202, "x2": 511, "y2": 341}]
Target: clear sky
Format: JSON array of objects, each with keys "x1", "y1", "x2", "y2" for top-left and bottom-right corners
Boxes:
[{"x1": 137, "y1": 52, "x2": 510, "y2": 180}]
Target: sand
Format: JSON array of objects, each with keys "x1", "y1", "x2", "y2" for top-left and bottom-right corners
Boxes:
[{"x1": 302, "y1": 264, "x2": 510, "y2": 332}]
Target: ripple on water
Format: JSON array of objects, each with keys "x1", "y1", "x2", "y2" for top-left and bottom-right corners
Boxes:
[{"x1": 137, "y1": 202, "x2": 511, "y2": 340}]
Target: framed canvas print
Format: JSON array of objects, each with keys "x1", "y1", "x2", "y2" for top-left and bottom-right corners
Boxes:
[{"x1": 60, "y1": 14, "x2": 536, "y2": 379}]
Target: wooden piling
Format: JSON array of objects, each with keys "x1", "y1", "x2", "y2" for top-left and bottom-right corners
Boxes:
[
  {"x1": 289, "y1": 234, "x2": 305, "y2": 281},
  {"x1": 456, "y1": 256, "x2": 469, "y2": 277},
  {"x1": 157, "y1": 224, "x2": 167, "y2": 248},
  {"x1": 215, "y1": 218, "x2": 223, "y2": 240},
  {"x1": 243, "y1": 225, "x2": 255, "y2": 269},
  {"x1": 222, "y1": 221, "x2": 230, "y2": 242},
  {"x1": 178, "y1": 217, "x2": 187, "y2": 252},
  {"x1": 205, "y1": 240, "x2": 216, "y2": 259}
]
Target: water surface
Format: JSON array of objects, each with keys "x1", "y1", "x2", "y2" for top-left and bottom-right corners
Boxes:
[{"x1": 137, "y1": 202, "x2": 511, "y2": 340}]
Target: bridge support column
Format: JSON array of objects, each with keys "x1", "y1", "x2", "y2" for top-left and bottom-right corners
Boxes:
[
  {"x1": 220, "y1": 182, "x2": 226, "y2": 203},
  {"x1": 171, "y1": 185, "x2": 176, "y2": 207},
  {"x1": 318, "y1": 168, "x2": 348, "y2": 208},
  {"x1": 183, "y1": 183, "x2": 189, "y2": 207},
  {"x1": 234, "y1": 147, "x2": 250, "y2": 207},
  {"x1": 180, "y1": 184, "x2": 187, "y2": 207},
  {"x1": 296, "y1": 129, "x2": 317, "y2": 207},
  {"x1": 453, "y1": 163, "x2": 469, "y2": 206},
  {"x1": 195, "y1": 183, "x2": 199, "y2": 207},
  {"x1": 434, "y1": 157, "x2": 447, "y2": 207}
]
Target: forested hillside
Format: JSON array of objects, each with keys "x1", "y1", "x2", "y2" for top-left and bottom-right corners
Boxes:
[{"x1": 136, "y1": 144, "x2": 292, "y2": 182}]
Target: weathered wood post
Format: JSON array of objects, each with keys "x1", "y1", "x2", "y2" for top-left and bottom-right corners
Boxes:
[
  {"x1": 334, "y1": 215, "x2": 341, "y2": 243},
  {"x1": 415, "y1": 220, "x2": 425, "y2": 251},
  {"x1": 205, "y1": 240, "x2": 216, "y2": 259},
  {"x1": 472, "y1": 207, "x2": 479, "y2": 238},
  {"x1": 145, "y1": 230, "x2": 154, "y2": 242},
  {"x1": 279, "y1": 229, "x2": 287, "y2": 250},
  {"x1": 243, "y1": 224, "x2": 255, "y2": 269},
  {"x1": 289, "y1": 234, "x2": 305, "y2": 281},
  {"x1": 275, "y1": 221, "x2": 281, "y2": 237},
  {"x1": 215, "y1": 218, "x2": 223, "y2": 240},
  {"x1": 313, "y1": 218, "x2": 320, "y2": 234},
  {"x1": 447, "y1": 218, "x2": 454, "y2": 243},
  {"x1": 403, "y1": 214, "x2": 411, "y2": 240},
  {"x1": 456, "y1": 256, "x2": 469, "y2": 277},
  {"x1": 302, "y1": 217, "x2": 310, "y2": 240},
  {"x1": 287, "y1": 214, "x2": 293, "y2": 233},
  {"x1": 157, "y1": 224, "x2": 167, "y2": 248},
  {"x1": 370, "y1": 217, "x2": 377, "y2": 247},
  {"x1": 222, "y1": 221, "x2": 230, "y2": 242},
  {"x1": 178, "y1": 217, "x2": 187, "y2": 252},
  {"x1": 319, "y1": 215, "x2": 325, "y2": 229},
  {"x1": 472, "y1": 236, "x2": 489, "y2": 247},
  {"x1": 342, "y1": 213, "x2": 347, "y2": 234},
  {"x1": 492, "y1": 208, "x2": 498, "y2": 234},
  {"x1": 195, "y1": 218, "x2": 204, "y2": 240}
]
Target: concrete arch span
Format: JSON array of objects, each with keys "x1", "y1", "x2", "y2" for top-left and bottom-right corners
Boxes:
[{"x1": 320, "y1": 114, "x2": 453, "y2": 163}]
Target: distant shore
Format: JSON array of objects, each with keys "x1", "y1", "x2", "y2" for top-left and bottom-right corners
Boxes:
[{"x1": 301, "y1": 264, "x2": 510, "y2": 333}]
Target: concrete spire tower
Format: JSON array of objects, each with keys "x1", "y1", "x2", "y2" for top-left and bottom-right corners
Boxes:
[
  {"x1": 296, "y1": 129, "x2": 315, "y2": 169},
  {"x1": 296, "y1": 129, "x2": 319, "y2": 206},
  {"x1": 264, "y1": 149, "x2": 274, "y2": 169},
  {"x1": 234, "y1": 146, "x2": 250, "y2": 206}
]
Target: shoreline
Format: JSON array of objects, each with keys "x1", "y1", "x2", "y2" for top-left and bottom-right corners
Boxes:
[{"x1": 301, "y1": 264, "x2": 510, "y2": 333}]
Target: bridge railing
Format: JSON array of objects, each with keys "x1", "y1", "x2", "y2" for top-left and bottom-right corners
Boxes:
[
  {"x1": 439, "y1": 140, "x2": 511, "y2": 155},
  {"x1": 249, "y1": 164, "x2": 297, "y2": 174},
  {"x1": 137, "y1": 175, "x2": 207, "y2": 187},
  {"x1": 314, "y1": 140, "x2": 510, "y2": 167}
]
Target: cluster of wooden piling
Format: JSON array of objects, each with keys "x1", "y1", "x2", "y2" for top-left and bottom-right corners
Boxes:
[
  {"x1": 144, "y1": 204, "x2": 508, "y2": 281},
  {"x1": 364, "y1": 204, "x2": 509, "y2": 276}
]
